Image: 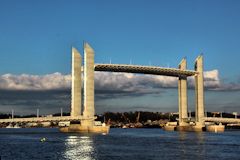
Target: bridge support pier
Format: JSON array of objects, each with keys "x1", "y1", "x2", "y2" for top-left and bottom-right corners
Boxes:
[
  {"x1": 71, "y1": 47, "x2": 82, "y2": 117},
  {"x1": 194, "y1": 55, "x2": 205, "y2": 130},
  {"x1": 206, "y1": 124, "x2": 225, "y2": 132},
  {"x1": 81, "y1": 43, "x2": 109, "y2": 133},
  {"x1": 83, "y1": 43, "x2": 95, "y2": 125},
  {"x1": 178, "y1": 58, "x2": 189, "y2": 126},
  {"x1": 60, "y1": 44, "x2": 110, "y2": 134}
]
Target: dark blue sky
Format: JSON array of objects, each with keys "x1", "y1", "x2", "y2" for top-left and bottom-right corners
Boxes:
[{"x1": 0, "y1": 0, "x2": 240, "y2": 114}]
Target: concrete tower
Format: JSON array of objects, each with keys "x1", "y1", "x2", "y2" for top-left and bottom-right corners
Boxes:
[
  {"x1": 195, "y1": 55, "x2": 205, "y2": 126},
  {"x1": 61, "y1": 44, "x2": 110, "y2": 133},
  {"x1": 83, "y1": 43, "x2": 95, "y2": 120},
  {"x1": 71, "y1": 47, "x2": 82, "y2": 117},
  {"x1": 178, "y1": 58, "x2": 188, "y2": 126}
]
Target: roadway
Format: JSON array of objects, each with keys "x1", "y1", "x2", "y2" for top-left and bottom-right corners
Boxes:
[
  {"x1": 0, "y1": 116, "x2": 239, "y2": 124},
  {"x1": 95, "y1": 64, "x2": 197, "y2": 77},
  {"x1": 204, "y1": 117, "x2": 240, "y2": 123},
  {"x1": 0, "y1": 116, "x2": 93, "y2": 124}
]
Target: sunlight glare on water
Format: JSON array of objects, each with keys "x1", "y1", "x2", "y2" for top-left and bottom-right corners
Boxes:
[
  {"x1": 0, "y1": 128, "x2": 239, "y2": 160},
  {"x1": 64, "y1": 135, "x2": 95, "y2": 160}
]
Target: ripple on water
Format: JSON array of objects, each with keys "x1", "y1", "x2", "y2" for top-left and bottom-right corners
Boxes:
[{"x1": 0, "y1": 128, "x2": 239, "y2": 160}]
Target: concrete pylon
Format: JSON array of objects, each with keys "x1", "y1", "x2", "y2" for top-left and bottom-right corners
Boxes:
[
  {"x1": 60, "y1": 44, "x2": 110, "y2": 134},
  {"x1": 71, "y1": 47, "x2": 82, "y2": 117},
  {"x1": 83, "y1": 43, "x2": 95, "y2": 125},
  {"x1": 178, "y1": 58, "x2": 188, "y2": 126},
  {"x1": 194, "y1": 55, "x2": 205, "y2": 126}
]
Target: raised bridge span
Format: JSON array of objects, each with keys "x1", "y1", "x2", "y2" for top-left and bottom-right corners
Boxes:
[{"x1": 94, "y1": 64, "x2": 197, "y2": 77}]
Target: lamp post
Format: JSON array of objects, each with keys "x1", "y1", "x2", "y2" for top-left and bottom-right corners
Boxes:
[
  {"x1": 11, "y1": 109, "x2": 14, "y2": 119},
  {"x1": 233, "y1": 112, "x2": 237, "y2": 119},
  {"x1": 37, "y1": 109, "x2": 39, "y2": 118}
]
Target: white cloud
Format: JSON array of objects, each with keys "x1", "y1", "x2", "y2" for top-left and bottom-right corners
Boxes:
[
  {"x1": 203, "y1": 70, "x2": 221, "y2": 88},
  {"x1": 95, "y1": 72, "x2": 178, "y2": 95},
  {"x1": 0, "y1": 72, "x2": 71, "y2": 90},
  {"x1": 0, "y1": 69, "x2": 238, "y2": 92}
]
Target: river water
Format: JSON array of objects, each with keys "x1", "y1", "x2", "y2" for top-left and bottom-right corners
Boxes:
[{"x1": 0, "y1": 128, "x2": 239, "y2": 160}]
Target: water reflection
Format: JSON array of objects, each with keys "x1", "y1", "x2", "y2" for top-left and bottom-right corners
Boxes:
[
  {"x1": 196, "y1": 132, "x2": 205, "y2": 143},
  {"x1": 64, "y1": 135, "x2": 95, "y2": 160},
  {"x1": 178, "y1": 132, "x2": 206, "y2": 159},
  {"x1": 195, "y1": 132, "x2": 206, "y2": 158},
  {"x1": 179, "y1": 132, "x2": 187, "y2": 141},
  {"x1": 178, "y1": 132, "x2": 187, "y2": 159}
]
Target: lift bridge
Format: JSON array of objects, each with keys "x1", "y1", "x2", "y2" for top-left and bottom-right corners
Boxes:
[
  {"x1": 0, "y1": 62, "x2": 197, "y2": 124},
  {"x1": 0, "y1": 43, "x2": 239, "y2": 132}
]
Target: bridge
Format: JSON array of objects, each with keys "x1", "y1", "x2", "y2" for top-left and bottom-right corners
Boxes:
[
  {"x1": 94, "y1": 64, "x2": 197, "y2": 77},
  {"x1": 1, "y1": 116, "x2": 239, "y2": 125},
  {"x1": 0, "y1": 116, "x2": 87, "y2": 123},
  {"x1": 0, "y1": 42, "x2": 238, "y2": 132},
  {"x1": 204, "y1": 117, "x2": 240, "y2": 124}
]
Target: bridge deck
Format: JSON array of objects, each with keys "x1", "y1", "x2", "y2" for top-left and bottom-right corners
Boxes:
[
  {"x1": 204, "y1": 117, "x2": 240, "y2": 123},
  {"x1": 1, "y1": 116, "x2": 239, "y2": 124},
  {"x1": 95, "y1": 64, "x2": 197, "y2": 77},
  {"x1": 0, "y1": 116, "x2": 89, "y2": 123}
]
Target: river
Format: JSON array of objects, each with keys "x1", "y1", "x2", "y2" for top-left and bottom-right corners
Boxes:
[{"x1": 0, "y1": 128, "x2": 239, "y2": 160}]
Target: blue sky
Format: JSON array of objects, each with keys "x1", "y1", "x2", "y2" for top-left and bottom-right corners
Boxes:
[{"x1": 0, "y1": 0, "x2": 240, "y2": 115}]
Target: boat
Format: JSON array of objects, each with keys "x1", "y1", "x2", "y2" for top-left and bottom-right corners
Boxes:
[
  {"x1": 6, "y1": 124, "x2": 13, "y2": 128},
  {"x1": 13, "y1": 124, "x2": 21, "y2": 128},
  {"x1": 6, "y1": 123, "x2": 21, "y2": 128},
  {"x1": 122, "y1": 125, "x2": 127, "y2": 129}
]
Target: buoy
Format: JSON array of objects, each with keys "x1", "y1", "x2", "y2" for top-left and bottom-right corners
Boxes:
[{"x1": 40, "y1": 137, "x2": 46, "y2": 142}]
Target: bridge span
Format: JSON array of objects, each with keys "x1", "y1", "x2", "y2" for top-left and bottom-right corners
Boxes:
[
  {"x1": 204, "y1": 117, "x2": 240, "y2": 124},
  {"x1": 94, "y1": 64, "x2": 197, "y2": 77},
  {"x1": 1, "y1": 116, "x2": 239, "y2": 125},
  {"x1": 0, "y1": 116, "x2": 89, "y2": 124}
]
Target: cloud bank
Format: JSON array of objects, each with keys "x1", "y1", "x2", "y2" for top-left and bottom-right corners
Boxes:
[
  {"x1": 0, "y1": 73, "x2": 71, "y2": 90},
  {"x1": 0, "y1": 70, "x2": 240, "y2": 114},
  {"x1": 0, "y1": 70, "x2": 239, "y2": 94}
]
